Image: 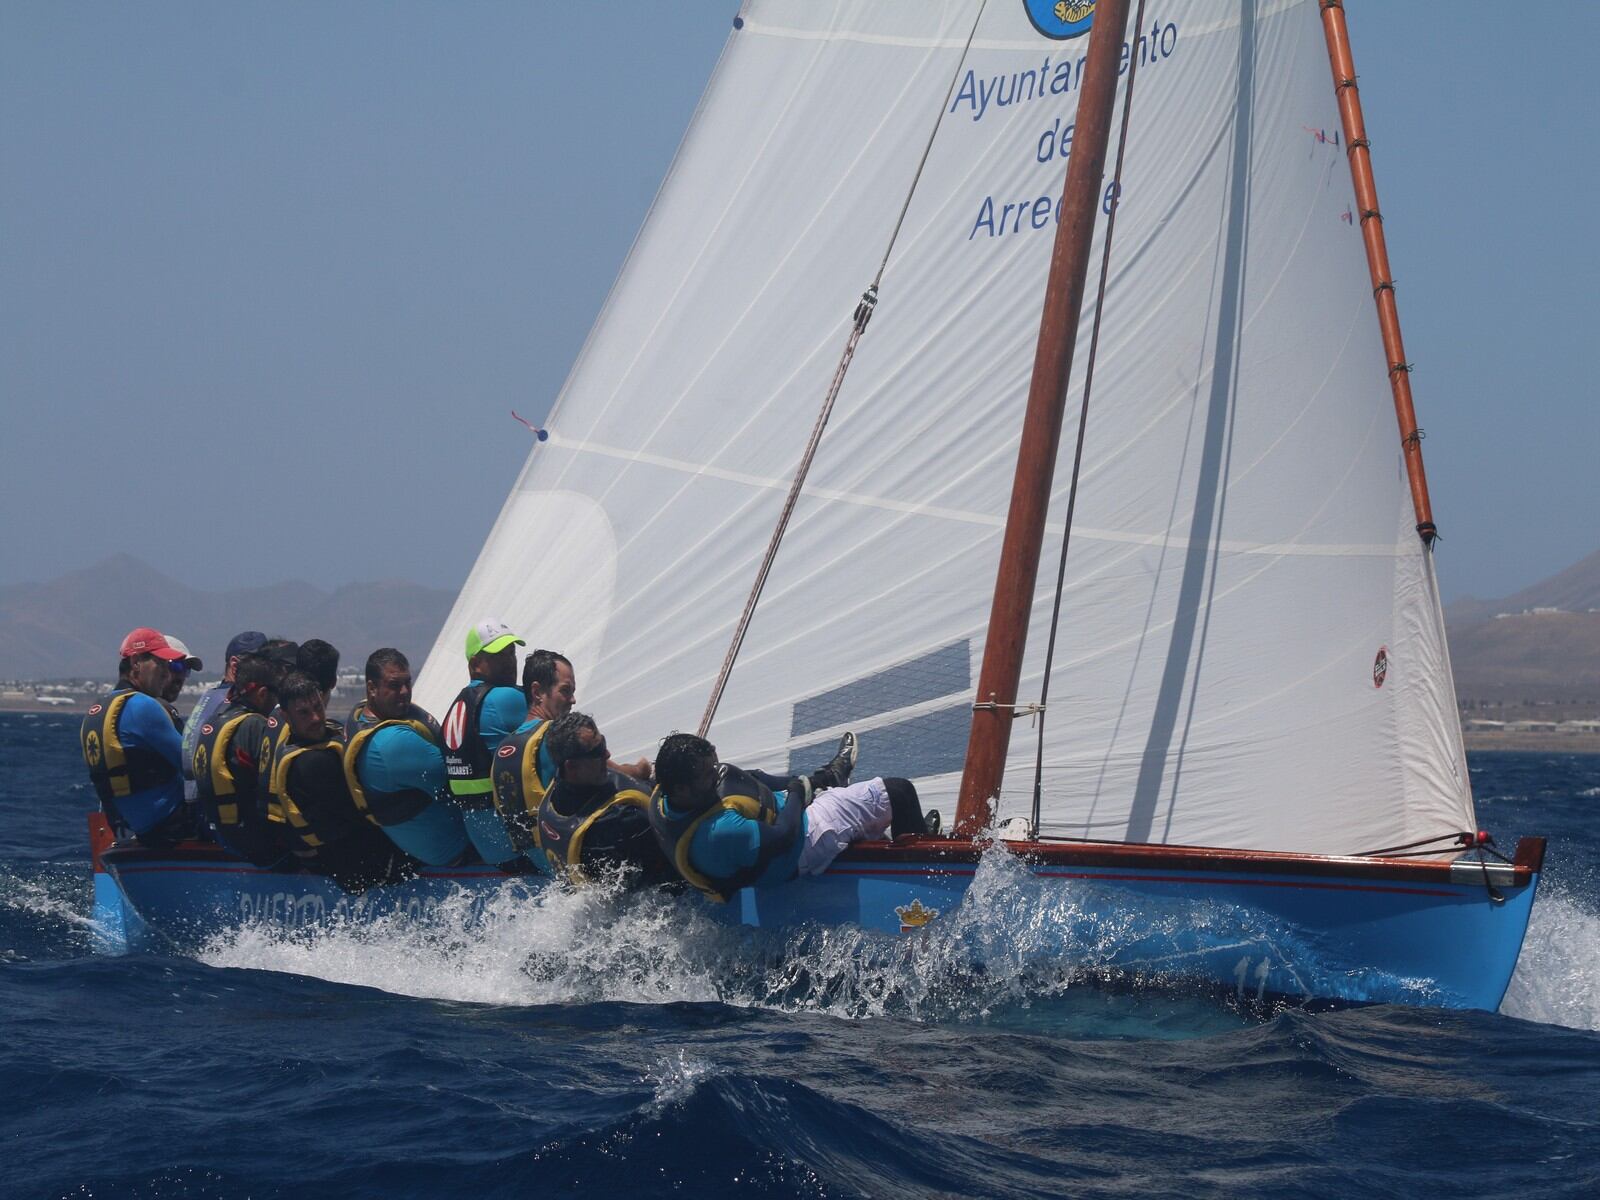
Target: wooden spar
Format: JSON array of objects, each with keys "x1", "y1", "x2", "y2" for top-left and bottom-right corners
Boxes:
[
  {"x1": 1319, "y1": 0, "x2": 1437, "y2": 542},
  {"x1": 953, "y1": 0, "x2": 1135, "y2": 837}
]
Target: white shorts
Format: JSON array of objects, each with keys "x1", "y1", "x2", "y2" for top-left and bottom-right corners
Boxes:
[{"x1": 797, "y1": 777, "x2": 892, "y2": 876}]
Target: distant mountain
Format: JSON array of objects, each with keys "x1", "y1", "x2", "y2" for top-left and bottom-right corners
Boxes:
[
  {"x1": 1445, "y1": 547, "x2": 1600, "y2": 627},
  {"x1": 1446, "y1": 548, "x2": 1600, "y2": 701},
  {"x1": 0, "y1": 555, "x2": 455, "y2": 681}
]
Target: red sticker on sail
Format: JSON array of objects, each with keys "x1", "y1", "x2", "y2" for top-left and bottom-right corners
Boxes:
[{"x1": 1373, "y1": 646, "x2": 1389, "y2": 688}]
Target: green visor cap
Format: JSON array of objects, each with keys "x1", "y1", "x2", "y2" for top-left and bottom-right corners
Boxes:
[{"x1": 466, "y1": 619, "x2": 526, "y2": 659}]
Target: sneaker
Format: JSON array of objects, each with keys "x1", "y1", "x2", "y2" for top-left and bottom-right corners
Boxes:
[
  {"x1": 818, "y1": 731, "x2": 858, "y2": 790},
  {"x1": 923, "y1": 809, "x2": 941, "y2": 837}
]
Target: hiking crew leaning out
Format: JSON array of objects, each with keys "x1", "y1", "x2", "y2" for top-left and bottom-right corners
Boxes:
[
  {"x1": 536, "y1": 712, "x2": 677, "y2": 889},
  {"x1": 343, "y1": 647, "x2": 470, "y2": 866},
  {"x1": 81, "y1": 628, "x2": 198, "y2": 847},
  {"x1": 441, "y1": 619, "x2": 532, "y2": 868},
  {"x1": 488, "y1": 648, "x2": 657, "y2": 870},
  {"x1": 487, "y1": 648, "x2": 573, "y2": 870},
  {"x1": 649, "y1": 733, "x2": 930, "y2": 903}
]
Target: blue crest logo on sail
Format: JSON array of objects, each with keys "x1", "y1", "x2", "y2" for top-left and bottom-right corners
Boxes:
[{"x1": 1023, "y1": 0, "x2": 1095, "y2": 40}]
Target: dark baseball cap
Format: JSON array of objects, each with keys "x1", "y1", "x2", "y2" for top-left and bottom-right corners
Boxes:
[
  {"x1": 259, "y1": 639, "x2": 301, "y2": 670},
  {"x1": 226, "y1": 631, "x2": 268, "y2": 660}
]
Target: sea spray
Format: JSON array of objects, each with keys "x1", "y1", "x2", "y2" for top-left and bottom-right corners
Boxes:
[
  {"x1": 645, "y1": 1049, "x2": 717, "y2": 1113},
  {"x1": 201, "y1": 876, "x2": 734, "y2": 1007},
  {"x1": 195, "y1": 843, "x2": 1340, "y2": 1027},
  {"x1": 1501, "y1": 884, "x2": 1600, "y2": 1031}
]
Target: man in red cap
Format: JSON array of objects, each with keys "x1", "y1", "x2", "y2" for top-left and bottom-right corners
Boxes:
[{"x1": 80, "y1": 628, "x2": 199, "y2": 846}]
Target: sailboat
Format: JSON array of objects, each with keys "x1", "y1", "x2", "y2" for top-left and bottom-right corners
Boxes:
[{"x1": 93, "y1": 0, "x2": 1542, "y2": 1011}]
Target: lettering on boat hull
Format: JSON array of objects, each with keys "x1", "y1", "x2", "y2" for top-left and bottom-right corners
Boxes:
[{"x1": 237, "y1": 890, "x2": 439, "y2": 928}]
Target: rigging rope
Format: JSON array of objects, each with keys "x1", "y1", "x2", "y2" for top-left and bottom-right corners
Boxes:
[
  {"x1": 1030, "y1": 0, "x2": 1151, "y2": 832},
  {"x1": 698, "y1": 0, "x2": 992, "y2": 738}
]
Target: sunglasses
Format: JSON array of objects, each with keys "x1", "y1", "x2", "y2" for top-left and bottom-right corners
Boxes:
[{"x1": 167, "y1": 659, "x2": 192, "y2": 677}]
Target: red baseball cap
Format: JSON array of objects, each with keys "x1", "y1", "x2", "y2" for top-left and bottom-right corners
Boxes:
[{"x1": 119, "y1": 627, "x2": 187, "y2": 662}]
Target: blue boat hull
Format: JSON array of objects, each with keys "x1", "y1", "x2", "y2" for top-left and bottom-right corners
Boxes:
[{"x1": 89, "y1": 817, "x2": 1542, "y2": 1012}]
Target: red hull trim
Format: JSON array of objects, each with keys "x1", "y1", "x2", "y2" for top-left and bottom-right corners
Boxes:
[{"x1": 836, "y1": 835, "x2": 1544, "y2": 888}]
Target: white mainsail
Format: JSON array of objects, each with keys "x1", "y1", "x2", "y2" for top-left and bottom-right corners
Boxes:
[{"x1": 418, "y1": 0, "x2": 1473, "y2": 857}]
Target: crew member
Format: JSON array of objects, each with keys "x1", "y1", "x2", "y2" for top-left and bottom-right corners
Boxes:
[
  {"x1": 182, "y1": 631, "x2": 266, "y2": 799},
  {"x1": 344, "y1": 647, "x2": 470, "y2": 866},
  {"x1": 488, "y1": 649, "x2": 574, "y2": 865},
  {"x1": 192, "y1": 653, "x2": 294, "y2": 867},
  {"x1": 441, "y1": 619, "x2": 532, "y2": 866},
  {"x1": 160, "y1": 637, "x2": 203, "y2": 707},
  {"x1": 535, "y1": 712, "x2": 676, "y2": 889},
  {"x1": 487, "y1": 648, "x2": 652, "y2": 868},
  {"x1": 650, "y1": 733, "x2": 929, "y2": 903},
  {"x1": 264, "y1": 638, "x2": 342, "y2": 773},
  {"x1": 296, "y1": 639, "x2": 340, "y2": 707},
  {"x1": 80, "y1": 628, "x2": 196, "y2": 846},
  {"x1": 345, "y1": 647, "x2": 438, "y2": 738},
  {"x1": 267, "y1": 671, "x2": 416, "y2": 891}
]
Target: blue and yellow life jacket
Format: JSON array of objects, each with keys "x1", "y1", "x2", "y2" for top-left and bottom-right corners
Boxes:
[
  {"x1": 538, "y1": 770, "x2": 653, "y2": 882},
  {"x1": 489, "y1": 719, "x2": 552, "y2": 852},
  {"x1": 343, "y1": 718, "x2": 441, "y2": 827},
  {"x1": 647, "y1": 765, "x2": 781, "y2": 903},
  {"x1": 257, "y1": 711, "x2": 296, "y2": 827},
  {"x1": 345, "y1": 699, "x2": 439, "y2": 742},
  {"x1": 192, "y1": 701, "x2": 267, "y2": 832},
  {"x1": 80, "y1": 688, "x2": 182, "y2": 823},
  {"x1": 441, "y1": 684, "x2": 497, "y2": 809},
  {"x1": 268, "y1": 729, "x2": 349, "y2": 856},
  {"x1": 343, "y1": 700, "x2": 376, "y2": 741}
]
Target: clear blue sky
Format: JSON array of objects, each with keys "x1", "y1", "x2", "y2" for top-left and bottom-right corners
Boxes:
[{"x1": 2, "y1": 2, "x2": 1594, "y2": 603}]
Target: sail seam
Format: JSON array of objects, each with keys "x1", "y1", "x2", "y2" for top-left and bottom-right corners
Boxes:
[{"x1": 533, "y1": 439, "x2": 1407, "y2": 557}]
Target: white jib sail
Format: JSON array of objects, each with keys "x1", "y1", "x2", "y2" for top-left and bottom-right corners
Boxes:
[{"x1": 418, "y1": 0, "x2": 1474, "y2": 857}]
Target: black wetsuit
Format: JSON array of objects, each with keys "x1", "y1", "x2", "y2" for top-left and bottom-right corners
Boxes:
[
  {"x1": 539, "y1": 772, "x2": 678, "y2": 889},
  {"x1": 274, "y1": 731, "x2": 418, "y2": 892}
]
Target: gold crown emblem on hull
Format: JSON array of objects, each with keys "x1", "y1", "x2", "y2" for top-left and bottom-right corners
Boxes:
[{"x1": 895, "y1": 898, "x2": 939, "y2": 931}]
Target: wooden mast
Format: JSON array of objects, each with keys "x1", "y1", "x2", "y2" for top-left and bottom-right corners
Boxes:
[
  {"x1": 954, "y1": 0, "x2": 1135, "y2": 836},
  {"x1": 1319, "y1": 0, "x2": 1437, "y2": 542}
]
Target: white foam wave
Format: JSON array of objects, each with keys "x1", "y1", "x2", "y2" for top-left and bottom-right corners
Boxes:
[
  {"x1": 1501, "y1": 885, "x2": 1600, "y2": 1031},
  {"x1": 200, "y1": 878, "x2": 734, "y2": 1007},
  {"x1": 195, "y1": 846, "x2": 1260, "y2": 1026}
]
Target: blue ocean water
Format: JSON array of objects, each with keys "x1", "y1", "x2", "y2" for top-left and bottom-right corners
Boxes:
[{"x1": 2, "y1": 713, "x2": 1597, "y2": 1198}]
